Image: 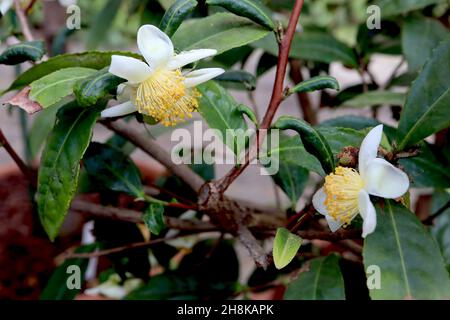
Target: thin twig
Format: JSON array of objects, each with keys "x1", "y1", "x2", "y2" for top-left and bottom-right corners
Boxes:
[
  {"x1": 0, "y1": 129, "x2": 35, "y2": 184},
  {"x1": 14, "y1": 0, "x2": 34, "y2": 41},
  {"x1": 289, "y1": 59, "x2": 317, "y2": 124},
  {"x1": 25, "y1": 0, "x2": 38, "y2": 15},
  {"x1": 213, "y1": 0, "x2": 306, "y2": 193}
]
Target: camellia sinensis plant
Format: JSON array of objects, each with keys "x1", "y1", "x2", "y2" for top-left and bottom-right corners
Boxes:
[{"x1": 0, "y1": 0, "x2": 449, "y2": 300}]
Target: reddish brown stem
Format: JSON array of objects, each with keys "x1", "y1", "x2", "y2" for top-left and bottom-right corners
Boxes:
[{"x1": 213, "y1": 0, "x2": 305, "y2": 193}]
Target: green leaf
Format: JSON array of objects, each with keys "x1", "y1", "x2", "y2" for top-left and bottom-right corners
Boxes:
[
  {"x1": 284, "y1": 255, "x2": 345, "y2": 300},
  {"x1": 7, "y1": 51, "x2": 141, "y2": 92},
  {"x1": 273, "y1": 116, "x2": 335, "y2": 174},
  {"x1": 40, "y1": 244, "x2": 98, "y2": 300},
  {"x1": 402, "y1": 16, "x2": 450, "y2": 72},
  {"x1": 363, "y1": 200, "x2": 450, "y2": 299},
  {"x1": 197, "y1": 81, "x2": 248, "y2": 156},
  {"x1": 399, "y1": 143, "x2": 450, "y2": 188},
  {"x1": 29, "y1": 67, "x2": 97, "y2": 109},
  {"x1": 316, "y1": 126, "x2": 366, "y2": 155},
  {"x1": 254, "y1": 32, "x2": 358, "y2": 68},
  {"x1": 319, "y1": 116, "x2": 380, "y2": 131},
  {"x1": 86, "y1": 0, "x2": 122, "y2": 49},
  {"x1": 160, "y1": 0, "x2": 198, "y2": 37},
  {"x1": 172, "y1": 12, "x2": 269, "y2": 55},
  {"x1": 289, "y1": 75, "x2": 339, "y2": 95},
  {"x1": 74, "y1": 67, "x2": 125, "y2": 107},
  {"x1": 83, "y1": 142, "x2": 145, "y2": 198},
  {"x1": 273, "y1": 227, "x2": 302, "y2": 269},
  {"x1": 37, "y1": 103, "x2": 100, "y2": 240},
  {"x1": 272, "y1": 163, "x2": 309, "y2": 209},
  {"x1": 0, "y1": 40, "x2": 45, "y2": 65},
  {"x1": 374, "y1": 0, "x2": 447, "y2": 17},
  {"x1": 397, "y1": 39, "x2": 450, "y2": 149},
  {"x1": 206, "y1": 0, "x2": 275, "y2": 30},
  {"x1": 142, "y1": 203, "x2": 165, "y2": 235},
  {"x1": 29, "y1": 100, "x2": 67, "y2": 160},
  {"x1": 236, "y1": 104, "x2": 258, "y2": 127},
  {"x1": 340, "y1": 91, "x2": 405, "y2": 108},
  {"x1": 431, "y1": 190, "x2": 450, "y2": 271},
  {"x1": 215, "y1": 70, "x2": 256, "y2": 91}
]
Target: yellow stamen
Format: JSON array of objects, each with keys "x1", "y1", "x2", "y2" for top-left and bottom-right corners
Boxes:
[
  {"x1": 132, "y1": 69, "x2": 199, "y2": 126},
  {"x1": 324, "y1": 166, "x2": 364, "y2": 224}
]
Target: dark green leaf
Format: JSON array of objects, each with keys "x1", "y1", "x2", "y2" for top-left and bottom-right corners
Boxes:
[
  {"x1": 142, "y1": 203, "x2": 165, "y2": 235},
  {"x1": 160, "y1": 0, "x2": 198, "y2": 37},
  {"x1": 272, "y1": 163, "x2": 309, "y2": 209},
  {"x1": 197, "y1": 81, "x2": 248, "y2": 156},
  {"x1": 206, "y1": 0, "x2": 275, "y2": 30},
  {"x1": 402, "y1": 16, "x2": 449, "y2": 72},
  {"x1": 29, "y1": 67, "x2": 97, "y2": 109},
  {"x1": 254, "y1": 32, "x2": 358, "y2": 68},
  {"x1": 86, "y1": 0, "x2": 122, "y2": 49},
  {"x1": 40, "y1": 244, "x2": 98, "y2": 300},
  {"x1": 273, "y1": 227, "x2": 302, "y2": 269},
  {"x1": 431, "y1": 190, "x2": 450, "y2": 271},
  {"x1": 0, "y1": 40, "x2": 45, "y2": 65},
  {"x1": 273, "y1": 116, "x2": 335, "y2": 174},
  {"x1": 215, "y1": 70, "x2": 256, "y2": 91},
  {"x1": 289, "y1": 75, "x2": 339, "y2": 95},
  {"x1": 397, "y1": 39, "x2": 450, "y2": 149},
  {"x1": 363, "y1": 200, "x2": 450, "y2": 299},
  {"x1": 319, "y1": 116, "x2": 380, "y2": 131},
  {"x1": 316, "y1": 126, "x2": 366, "y2": 155},
  {"x1": 74, "y1": 67, "x2": 125, "y2": 107},
  {"x1": 340, "y1": 91, "x2": 405, "y2": 108},
  {"x1": 284, "y1": 254, "x2": 345, "y2": 300},
  {"x1": 374, "y1": 0, "x2": 447, "y2": 17},
  {"x1": 83, "y1": 142, "x2": 144, "y2": 198},
  {"x1": 236, "y1": 104, "x2": 258, "y2": 126},
  {"x1": 256, "y1": 52, "x2": 277, "y2": 76},
  {"x1": 37, "y1": 103, "x2": 100, "y2": 240},
  {"x1": 7, "y1": 51, "x2": 141, "y2": 92},
  {"x1": 172, "y1": 12, "x2": 269, "y2": 55}
]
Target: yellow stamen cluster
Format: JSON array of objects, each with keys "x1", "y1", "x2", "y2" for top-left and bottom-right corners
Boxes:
[
  {"x1": 324, "y1": 166, "x2": 364, "y2": 224},
  {"x1": 133, "y1": 69, "x2": 200, "y2": 126}
]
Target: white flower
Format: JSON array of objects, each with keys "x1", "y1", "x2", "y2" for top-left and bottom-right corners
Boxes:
[
  {"x1": 84, "y1": 274, "x2": 143, "y2": 300},
  {"x1": 312, "y1": 125, "x2": 410, "y2": 238},
  {"x1": 0, "y1": 0, "x2": 13, "y2": 15},
  {"x1": 101, "y1": 25, "x2": 224, "y2": 126}
]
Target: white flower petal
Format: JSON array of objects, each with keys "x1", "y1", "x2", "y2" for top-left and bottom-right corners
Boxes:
[
  {"x1": 109, "y1": 55, "x2": 152, "y2": 84},
  {"x1": 363, "y1": 158, "x2": 410, "y2": 199},
  {"x1": 184, "y1": 68, "x2": 225, "y2": 88},
  {"x1": 101, "y1": 101, "x2": 137, "y2": 118},
  {"x1": 325, "y1": 215, "x2": 344, "y2": 232},
  {"x1": 312, "y1": 187, "x2": 328, "y2": 215},
  {"x1": 359, "y1": 124, "x2": 383, "y2": 177},
  {"x1": 1, "y1": 0, "x2": 13, "y2": 15},
  {"x1": 167, "y1": 49, "x2": 217, "y2": 70},
  {"x1": 137, "y1": 25, "x2": 174, "y2": 70},
  {"x1": 358, "y1": 190, "x2": 377, "y2": 238},
  {"x1": 58, "y1": 0, "x2": 77, "y2": 7}
]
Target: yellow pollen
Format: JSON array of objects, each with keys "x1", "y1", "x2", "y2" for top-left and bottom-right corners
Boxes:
[
  {"x1": 324, "y1": 166, "x2": 364, "y2": 225},
  {"x1": 132, "y1": 69, "x2": 200, "y2": 126}
]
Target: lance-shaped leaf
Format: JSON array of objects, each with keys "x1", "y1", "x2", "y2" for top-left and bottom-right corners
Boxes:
[
  {"x1": 236, "y1": 104, "x2": 258, "y2": 127},
  {"x1": 273, "y1": 227, "x2": 302, "y2": 269},
  {"x1": 374, "y1": 0, "x2": 447, "y2": 17},
  {"x1": 397, "y1": 39, "x2": 450, "y2": 149},
  {"x1": 83, "y1": 142, "x2": 145, "y2": 198},
  {"x1": 172, "y1": 12, "x2": 269, "y2": 55},
  {"x1": 37, "y1": 102, "x2": 101, "y2": 240},
  {"x1": 284, "y1": 254, "x2": 345, "y2": 300},
  {"x1": 288, "y1": 75, "x2": 339, "y2": 96},
  {"x1": 273, "y1": 116, "x2": 335, "y2": 174},
  {"x1": 160, "y1": 0, "x2": 198, "y2": 37},
  {"x1": 143, "y1": 203, "x2": 165, "y2": 236},
  {"x1": 402, "y1": 16, "x2": 450, "y2": 73},
  {"x1": 6, "y1": 51, "x2": 141, "y2": 92},
  {"x1": 215, "y1": 70, "x2": 256, "y2": 91},
  {"x1": 29, "y1": 67, "x2": 97, "y2": 109},
  {"x1": 340, "y1": 91, "x2": 405, "y2": 108},
  {"x1": 0, "y1": 40, "x2": 45, "y2": 65},
  {"x1": 363, "y1": 200, "x2": 450, "y2": 299},
  {"x1": 74, "y1": 67, "x2": 125, "y2": 107},
  {"x1": 40, "y1": 244, "x2": 98, "y2": 300},
  {"x1": 197, "y1": 81, "x2": 248, "y2": 156},
  {"x1": 206, "y1": 0, "x2": 275, "y2": 30}
]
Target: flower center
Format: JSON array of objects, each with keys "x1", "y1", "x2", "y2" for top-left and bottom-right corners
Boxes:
[
  {"x1": 324, "y1": 166, "x2": 364, "y2": 224},
  {"x1": 133, "y1": 69, "x2": 200, "y2": 126}
]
